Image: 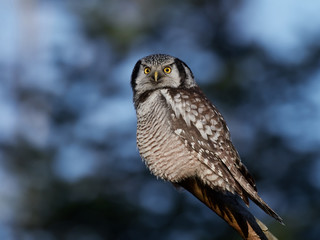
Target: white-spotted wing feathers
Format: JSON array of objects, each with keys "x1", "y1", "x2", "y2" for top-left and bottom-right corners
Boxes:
[{"x1": 160, "y1": 87, "x2": 257, "y2": 203}]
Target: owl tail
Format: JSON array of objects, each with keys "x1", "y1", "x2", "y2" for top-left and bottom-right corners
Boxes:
[
  {"x1": 247, "y1": 192, "x2": 284, "y2": 226},
  {"x1": 178, "y1": 177, "x2": 279, "y2": 240}
]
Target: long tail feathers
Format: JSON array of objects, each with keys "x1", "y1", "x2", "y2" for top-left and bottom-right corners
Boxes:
[
  {"x1": 178, "y1": 177, "x2": 281, "y2": 240},
  {"x1": 249, "y1": 194, "x2": 284, "y2": 225}
]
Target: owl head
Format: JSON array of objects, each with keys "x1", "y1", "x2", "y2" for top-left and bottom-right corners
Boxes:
[{"x1": 131, "y1": 54, "x2": 196, "y2": 103}]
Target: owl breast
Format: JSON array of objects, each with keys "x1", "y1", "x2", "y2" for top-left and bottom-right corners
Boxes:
[{"x1": 136, "y1": 90, "x2": 200, "y2": 182}]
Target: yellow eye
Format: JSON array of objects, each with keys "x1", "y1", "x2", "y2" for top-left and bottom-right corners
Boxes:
[
  {"x1": 163, "y1": 67, "x2": 172, "y2": 74},
  {"x1": 144, "y1": 67, "x2": 151, "y2": 74}
]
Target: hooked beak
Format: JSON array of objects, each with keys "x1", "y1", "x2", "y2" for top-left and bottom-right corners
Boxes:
[{"x1": 154, "y1": 71, "x2": 159, "y2": 82}]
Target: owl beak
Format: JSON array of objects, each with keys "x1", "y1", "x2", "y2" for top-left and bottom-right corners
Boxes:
[{"x1": 154, "y1": 71, "x2": 159, "y2": 82}]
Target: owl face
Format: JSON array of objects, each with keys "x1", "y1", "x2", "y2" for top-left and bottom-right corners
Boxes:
[{"x1": 131, "y1": 54, "x2": 196, "y2": 104}]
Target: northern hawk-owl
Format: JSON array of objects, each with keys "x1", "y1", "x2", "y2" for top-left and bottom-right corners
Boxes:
[{"x1": 131, "y1": 54, "x2": 283, "y2": 224}]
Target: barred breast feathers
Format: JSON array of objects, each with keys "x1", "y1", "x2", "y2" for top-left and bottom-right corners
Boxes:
[{"x1": 136, "y1": 89, "x2": 200, "y2": 182}]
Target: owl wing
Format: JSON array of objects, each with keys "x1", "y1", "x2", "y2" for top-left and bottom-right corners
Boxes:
[
  {"x1": 160, "y1": 87, "x2": 255, "y2": 195},
  {"x1": 160, "y1": 87, "x2": 283, "y2": 223}
]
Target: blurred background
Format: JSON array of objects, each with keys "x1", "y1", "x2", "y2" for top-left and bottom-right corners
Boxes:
[{"x1": 1, "y1": 0, "x2": 320, "y2": 239}]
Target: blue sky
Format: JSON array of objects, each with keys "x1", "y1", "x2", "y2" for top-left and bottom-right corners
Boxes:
[{"x1": 230, "y1": 0, "x2": 320, "y2": 62}]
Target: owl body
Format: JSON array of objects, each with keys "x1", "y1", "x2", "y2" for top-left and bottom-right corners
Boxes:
[
  {"x1": 131, "y1": 54, "x2": 283, "y2": 224},
  {"x1": 136, "y1": 87, "x2": 237, "y2": 192},
  {"x1": 136, "y1": 89, "x2": 200, "y2": 181}
]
